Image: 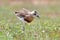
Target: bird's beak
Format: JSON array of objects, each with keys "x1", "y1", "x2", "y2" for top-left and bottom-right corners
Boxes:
[{"x1": 36, "y1": 15, "x2": 40, "y2": 19}]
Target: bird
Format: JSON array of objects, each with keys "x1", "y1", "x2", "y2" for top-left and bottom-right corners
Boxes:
[
  {"x1": 15, "y1": 8, "x2": 40, "y2": 33},
  {"x1": 15, "y1": 8, "x2": 40, "y2": 23}
]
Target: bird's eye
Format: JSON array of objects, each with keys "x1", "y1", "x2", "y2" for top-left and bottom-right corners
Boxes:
[
  {"x1": 35, "y1": 11, "x2": 37, "y2": 13},
  {"x1": 33, "y1": 13, "x2": 36, "y2": 15},
  {"x1": 34, "y1": 11, "x2": 37, "y2": 15}
]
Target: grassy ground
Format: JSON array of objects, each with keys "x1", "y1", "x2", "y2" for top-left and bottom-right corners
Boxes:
[{"x1": 0, "y1": 4, "x2": 60, "y2": 40}]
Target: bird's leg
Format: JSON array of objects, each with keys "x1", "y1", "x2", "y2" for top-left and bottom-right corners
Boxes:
[
  {"x1": 20, "y1": 22, "x2": 26, "y2": 40},
  {"x1": 21, "y1": 22, "x2": 27, "y2": 33}
]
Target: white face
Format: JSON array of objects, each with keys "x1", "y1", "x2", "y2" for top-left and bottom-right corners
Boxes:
[
  {"x1": 31, "y1": 11, "x2": 35, "y2": 14},
  {"x1": 31, "y1": 11, "x2": 40, "y2": 18}
]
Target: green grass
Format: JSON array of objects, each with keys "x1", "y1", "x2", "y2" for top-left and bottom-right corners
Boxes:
[{"x1": 0, "y1": 4, "x2": 60, "y2": 40}]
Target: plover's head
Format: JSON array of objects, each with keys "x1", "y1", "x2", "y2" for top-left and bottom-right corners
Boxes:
[{"x1": 31, "y1": 10, "x2": 40, "y2": 18}]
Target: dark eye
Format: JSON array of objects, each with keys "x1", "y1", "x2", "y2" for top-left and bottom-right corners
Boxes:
[
  {"x1": 33, "y1": 11, "x2": 37, "y2": 15},
  {"x1": 33, "y1": 13, "x2": 36, "y2": 15},
  {"x1": 35, "y1": 11, "x2": 37, "y2": 13}
]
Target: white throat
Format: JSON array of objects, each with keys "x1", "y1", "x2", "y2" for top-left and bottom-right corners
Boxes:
[{"x1": 30, "y1": 11, "x2": 35, "y2": 14}]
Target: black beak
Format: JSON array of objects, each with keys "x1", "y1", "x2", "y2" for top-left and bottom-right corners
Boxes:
[{"x1": 36, "y1": 15, "x2": 40, "y2": 19}]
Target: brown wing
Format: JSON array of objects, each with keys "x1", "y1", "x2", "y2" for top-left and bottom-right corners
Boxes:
[{"x1": 17, "y1": 9, "x2": 30, "y2": 17}]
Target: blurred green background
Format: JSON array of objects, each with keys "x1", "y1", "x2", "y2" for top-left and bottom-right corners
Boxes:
[{"x1": 0, "y1": 0, "x2": 60, "y2": 40}]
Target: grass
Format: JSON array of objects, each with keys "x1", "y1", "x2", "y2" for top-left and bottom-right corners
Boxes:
[{"x1": 0, "y1": 4, "x2": 60, "y2": 40}]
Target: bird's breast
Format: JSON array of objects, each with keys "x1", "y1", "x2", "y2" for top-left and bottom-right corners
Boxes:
[{"x1": 24, "y1": 16, "x2": 34, "y2": 23}]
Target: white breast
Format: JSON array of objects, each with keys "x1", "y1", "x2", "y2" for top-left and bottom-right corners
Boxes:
[{"x1": 17, "y1": 17, "x2": 27, "y2": 23}]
